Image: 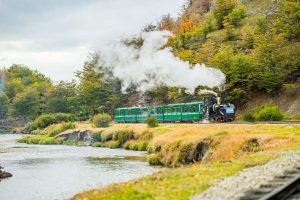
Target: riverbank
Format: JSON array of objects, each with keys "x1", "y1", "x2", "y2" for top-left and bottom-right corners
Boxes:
[
  {"x1": 16, "y1": 123, "x2": 300, "y2": 199},
  {"x1": 18, "y1": 123, "x2": 300, "y2": 165}
]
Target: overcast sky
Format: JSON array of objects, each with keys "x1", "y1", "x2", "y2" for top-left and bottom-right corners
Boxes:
[{"x1": 0, "y1": 0, "x2": 185, "y2": 81}]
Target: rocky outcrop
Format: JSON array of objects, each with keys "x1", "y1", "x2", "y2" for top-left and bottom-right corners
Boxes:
[
  {"x1": 0, "y1": 165, "x2": 12, "y2": 179},
  {"x1": 56, "y1": 130, "x2": 93, "y2": 144}
]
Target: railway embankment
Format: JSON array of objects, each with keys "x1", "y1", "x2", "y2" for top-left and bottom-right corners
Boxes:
[{"x1": 192, "y1": 150, "x2": 300, "y2": 200}]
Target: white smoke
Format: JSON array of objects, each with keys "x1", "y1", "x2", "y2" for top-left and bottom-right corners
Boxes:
[{"x1": 99, "y1": 31, "x2": 225, "y2": 93}]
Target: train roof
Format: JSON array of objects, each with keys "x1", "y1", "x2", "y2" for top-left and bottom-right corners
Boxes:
[{"x1": 115, "y1": 102, "x2": 204, "y2": 110}]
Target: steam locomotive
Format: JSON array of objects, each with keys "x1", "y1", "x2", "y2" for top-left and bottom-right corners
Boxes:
[{"x1": 114, "y1": 95, "x2": 236, "y2": 123}]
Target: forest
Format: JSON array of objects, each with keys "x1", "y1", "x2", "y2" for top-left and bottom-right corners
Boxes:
[{"x1": 0, "y1": 0, "x2": 299, "y2": 122}]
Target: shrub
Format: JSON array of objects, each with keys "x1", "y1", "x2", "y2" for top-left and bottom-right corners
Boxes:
[
  {"x1": 109, "y1": 141, "x2": 121, "y2": 149},
  {"x1": 31, "y1": 129, "x2": 44, "y2": 135},
  {"x1": 91, "y1": 132, "x2": 102, "y2": 142},
  {"x1": 243, "y1": 113, "x2": 256, "y2": 122},
  {"x1": 23, "y1": 122, "x2": 38, "y2": 134},
  {"x1": 26, "y1": 113, "x2": 75, "y2": 134},
  {"x1": 92, "y1": 142, "x2": 105, "y2": 147},
  {"x1": 39, "y1": 137, "x2": 58, "y2": 145},
  {"x1": 148, "y1": 154, "x2": 162, "y2": 166},
  {"x1": 92, "y1": 114, "x2": 112, "y2": 127},
  {"x1": 113, "y1": 130, "x2": 134, "y2": 145},
  {"x1": 101, "y1": 133, "x2": 113, "y2": 142},
  {"x1": 254, "y1": 104, "x2": 284, "y2": 121},
  {"x1": 48, "y1": 122, "x2": 76, "y2": 137},
  {"x1": 228, "y1": 5, "x2": 247, "y2": 27},
  {"x1": 145, "y1": 117, "x2": 158, "y2": 128}
]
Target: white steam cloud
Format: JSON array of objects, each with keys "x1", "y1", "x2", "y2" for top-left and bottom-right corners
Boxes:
[{"x1": 99, "y1": 31, "x2": 225, "y2": 93}]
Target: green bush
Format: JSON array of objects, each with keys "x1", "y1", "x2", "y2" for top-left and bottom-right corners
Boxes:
[
  {"x1": 113, "y1": 130, "x2": 134, "y2": 145},
  {"x1": 254, "y1": 104, "x2": 284, "y2": 121},
  {"x1": 91, "y1": 131, "x2": 102, "y2": 142},
  {"x1": 228, "y1": 5, "x2": 247, "y2": 27},
  {"x1": 92, "y1": 114, "x2": 112, "y2": 127},
  {"x1": 31, "y1": 129, "x2": 44, "y2": 135},
  {"x1": 243, "y1": 113, "x2": 256, "y2": 122},
  {"x1": 23, "y1": 113, "x2": 75, "y2": 134},
  {"x1": 92, "y1": 142, "x2": 105, "y2": 147},
  {"x1": 148, "y1": 154, "x2": 162, "y2": 166},
  {"x1": 109, "y1": 141, "x2": 121, "y2": 149},
  {"x1": 23, "y1": 122, "x2": 38, "y2": 134},
  {"x1": 39, "y1": 137, "x2": 58, "y2": 145},
  {"x1": 145, "y1": 117, "x2": 158, "y2": 128},
  {"x1": 48, "y1": 122, "x2": 76, "y2": 137},
  {"x1": 101, "y1": 133, "x2": 113, "y2": 142}
]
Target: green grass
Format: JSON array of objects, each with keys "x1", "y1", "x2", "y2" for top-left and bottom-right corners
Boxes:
[{"x1": 73, "y1": 153, "x2": 277, "y2": 200}]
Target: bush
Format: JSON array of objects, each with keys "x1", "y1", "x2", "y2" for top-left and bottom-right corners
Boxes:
[
  {"x1": 39, "y1": 137, "x2": 58, "y2": 145},
  {"x1": 113, "y1": 130, "x2": 134, "y2": 145},
  {"x1": 22, "y1": 122, "x2": 38, "y2": 134},
  {"x1": 243, "y1": 113, "x2": 256, "y2": 122},
  {"x1": 26, "y1": 113, "x2": 75, "y2": 133},
  {"x1": 92, "y1": 142, "x2": 105, "y2": 147},
  {"x1": 145, "y1": 117, "x2": 158, "y2": 128},
  {"x1": 148, "y1": 154, "x2": 162, "y2": 166},
  {"x1": 101, "y1": 133, "x2": 113, "y2": 142},
  {"x1": 92, "y1": 114, "x2": 112, "y2": 128},
  {"x1": 47, "y1": 122, "x2": 76, "y2": 137},
  {"x1": 228, "y1": 5, "x2": 247, "y2": 27},
  {"x1": 254, "y1": 104, "x2": 284, "y2": 121},
  {"x1": 91, "y1": 131, "x2": 102, "y2": 142}
]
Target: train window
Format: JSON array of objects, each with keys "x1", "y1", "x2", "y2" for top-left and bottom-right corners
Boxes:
[
  {"x1": 192, "y1": 106, "x2": 198, "y2": 112},
  {"x1": 142, "y1": 109, "x2": 147, "y2": 116}
]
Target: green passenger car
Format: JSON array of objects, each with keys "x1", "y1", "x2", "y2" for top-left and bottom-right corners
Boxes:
[{"x1": 114, "y1": 102, "x2": 204, "y2": 123}]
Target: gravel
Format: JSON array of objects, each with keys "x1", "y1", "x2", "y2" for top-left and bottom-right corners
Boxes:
[{"x1": 191, "y1": 151, "x2": 300, "y2": 200}]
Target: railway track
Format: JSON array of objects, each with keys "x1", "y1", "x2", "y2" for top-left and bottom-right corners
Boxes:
[{"x1": 240, "y1": 167, "x2": 300, "y2": 200}]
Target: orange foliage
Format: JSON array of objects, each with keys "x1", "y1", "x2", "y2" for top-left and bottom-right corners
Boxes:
[{"x1": 180, "y1": 17, "x2": 193, "y2": 33}]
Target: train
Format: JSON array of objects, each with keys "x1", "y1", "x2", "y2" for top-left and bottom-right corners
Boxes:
[{"x1": 114, "y1": 96, "x2": 236, "y2": 123}]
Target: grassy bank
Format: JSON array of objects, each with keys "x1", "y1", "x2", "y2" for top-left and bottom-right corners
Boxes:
[
  {"x1": 17, "y1": 123, "x2": 300, "y2": 199},
  {"x1": 73, "y1": 153, "x2": 277, "y2": 200}
]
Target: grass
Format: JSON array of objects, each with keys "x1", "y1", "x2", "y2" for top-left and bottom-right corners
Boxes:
[
  {"x1": 73, "y1": 153, "x2": 278, "y2": 200},
  {"x1": 71, "y1": 123, "x2": 299, "y2": 199},
  {"x1": 16, "y1": 122, "x2": 300, "y2": 199}
]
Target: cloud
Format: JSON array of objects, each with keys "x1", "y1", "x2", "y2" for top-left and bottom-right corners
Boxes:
[{"x1": 0, "y1": 0, "x2": 185, "y2": 81}]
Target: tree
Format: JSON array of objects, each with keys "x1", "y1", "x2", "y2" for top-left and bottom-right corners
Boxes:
[
  {"x1": 11, "y1": 89, "x2": 40, "y2": 120},
  {"x1": 0, "y1": 93, "x2": 9, "y2": 119},
  {"x1": 76, "y1": 54, "x2": 123, "y2": 117},
  {"x1": 275, "y1": 0, "x2": 300, "y2": 41},
  {"x1": 158, "y1": 14, "x2": 175, "y2": 31},
  {"x1": 4, "y1": 79, "x2": 24, "y2": 99},
  {"x1": 46, "y1": 81, "x2": 80, "y2": 114},
  {"x1": 214, "y1": 0, "x2": 237, "y2": 29},
  {"x1": 228, "y1": 5, "x2": 247, "y2": 27}
]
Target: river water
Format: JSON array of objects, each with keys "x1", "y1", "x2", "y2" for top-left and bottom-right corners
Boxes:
[{"x1": 0, "y1": 134, "x2": 159, "y2": 200}]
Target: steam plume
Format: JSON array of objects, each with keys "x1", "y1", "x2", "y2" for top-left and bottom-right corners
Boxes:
[{"x1": 99, "y1": 31, "x2": 225, "y2": 93}]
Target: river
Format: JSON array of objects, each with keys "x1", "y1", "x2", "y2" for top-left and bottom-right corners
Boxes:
[{"x1": 0, "y1": 134, "x2": 159, "y2": 200}]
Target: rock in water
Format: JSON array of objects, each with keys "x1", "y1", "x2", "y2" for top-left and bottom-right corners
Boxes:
[{"x1": 0, "y1": 165, "x2": 12, "y2": 179}]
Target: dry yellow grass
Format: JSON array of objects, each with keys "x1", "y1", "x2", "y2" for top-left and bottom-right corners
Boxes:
[
  {"x1": 62, "y1": 123, "x2": 300, "y2": 200},
  {"x1": 66, "y1": 123, "x2": 300, "y2": 162}
]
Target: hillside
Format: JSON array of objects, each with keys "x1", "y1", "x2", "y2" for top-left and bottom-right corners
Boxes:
[{"x1": 163, "y1": 0, "x2": 300, "y2": 110}]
